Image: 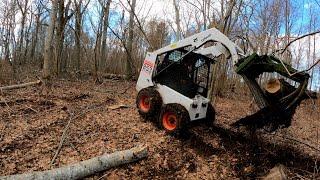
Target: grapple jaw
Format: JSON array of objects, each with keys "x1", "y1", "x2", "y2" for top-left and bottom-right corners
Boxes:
[{"x1": 233, "y1": 53, "x2": 312, "y2": 131}]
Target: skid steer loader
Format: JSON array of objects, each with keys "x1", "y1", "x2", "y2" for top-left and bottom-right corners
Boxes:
[{"x1": 135, "y1": 28, "x2": 311, "y2": 133}]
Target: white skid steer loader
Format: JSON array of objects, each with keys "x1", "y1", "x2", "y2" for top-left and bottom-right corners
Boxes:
[
  {"x1": 135, "y1": 28, "x2": 244, "y2": 133},
  {"x1": 135, "y1": 28, "x2": 311, "y2": 133}
]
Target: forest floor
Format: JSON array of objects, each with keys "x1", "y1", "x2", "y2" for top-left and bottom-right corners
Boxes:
[{"x1": 0, "y1": 78, "x2": 319, "y2": 179}]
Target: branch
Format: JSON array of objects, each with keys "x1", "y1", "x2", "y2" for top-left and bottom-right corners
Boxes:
[
  {"x1": 51, "y1": 101, "x2": 117, "y2": 166},
  {"x1": 270, "y1": 133, "x2": 320, "y2": 153},
  {"x1": 277, "y1": 57, "x2": 320, "y2": 77},
  {"x1": 50, "y1": 114, "x2": 73, "y2": 166},
  {"x1": 118, "y1": 0, "x2": 154, "y2": 50},
  {"x1": 3, "y1": 145, "x2": 148, "y2": 179},
  {"x1": 279, "y1": 30, "x2": 320, "y2": 54},
  {"x1": 107, "y1": 24, "x2": 137, "y2": 70}
]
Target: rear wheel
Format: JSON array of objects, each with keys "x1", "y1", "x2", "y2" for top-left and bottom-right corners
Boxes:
[
  {"x1": 159, "y1": 104, "x2": 190, "y2": 134},
  {"x1": 136, "y1": 88, "x2": 162, "y2": 121}
]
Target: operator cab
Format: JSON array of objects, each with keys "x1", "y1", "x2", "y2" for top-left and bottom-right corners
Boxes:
[{"x1": 153, "y1": 48, "x2": 213, "y2": 98}]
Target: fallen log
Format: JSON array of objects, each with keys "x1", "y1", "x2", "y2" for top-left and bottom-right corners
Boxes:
[
  {"x1": 0, "y1": 80, "x2": 42, "y2": 91},
  {"x1": 1, "y1": 145, "x2": 147, "y2": 180},
  {"x1": 102, "y1": 73, "x2": 126, "y2": 80}
]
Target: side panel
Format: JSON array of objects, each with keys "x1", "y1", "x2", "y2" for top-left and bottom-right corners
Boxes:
[
  {"x1": 157, "y1": 85, "x2": 209, "y2": 121},
  {"x1": 136, "y1": 52, "x2": 157, "y2": 91}
]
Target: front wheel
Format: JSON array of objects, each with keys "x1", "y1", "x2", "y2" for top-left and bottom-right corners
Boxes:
[
  {"x1": 159, "y1": 104, "x2": 190, "y2": 134},
  {"x1": 136, "y1": 88, "x2": 162, "y2": 121}
]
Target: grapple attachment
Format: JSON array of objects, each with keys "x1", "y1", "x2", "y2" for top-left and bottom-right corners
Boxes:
[{"x1": 233, "y1": 53, "x2": 312, "y2": 130}]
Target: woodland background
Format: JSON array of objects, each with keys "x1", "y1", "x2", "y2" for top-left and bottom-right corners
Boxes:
[
  {"x1": 1, "y1": 0, "x2": 320, "y2": 179},
  {"x1": 0, "y1": 0, "x2": 319, "y2": 95}
]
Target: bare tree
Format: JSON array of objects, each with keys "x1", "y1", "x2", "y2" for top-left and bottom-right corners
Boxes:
[
  {"x1": 55, "y1": 0, "x2": 73, "y2": 75},
  {"x1": 15, "y1": 0, "x2": 29, "y2": 66},
  {"x1": 43, "y1": 0, "x2": 58, "y2": 82},
  {"x1": 173, "y1": 0, "x2": 182, "y2": 40},
  {"x1": 30, "y1": 0, "x2": 45, "y2": 64},
  {"x1": 100, "y1": 0, "x2": 112, "y2": 71},
  {"x1": 125, "y1": 0, "x2": 136, "y2": 79},
  {"x1": 73, "y1": 0, "x2": 90, "y2": 74}
]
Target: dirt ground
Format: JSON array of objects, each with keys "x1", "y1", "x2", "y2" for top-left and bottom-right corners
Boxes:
[{"x1": 0, "y1": 79, "x2": 319, "y2": 179}]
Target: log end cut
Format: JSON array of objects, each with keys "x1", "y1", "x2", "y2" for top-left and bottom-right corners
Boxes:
[{"x1": 265, "y1": 79, "x2": 281, "y2": 94}]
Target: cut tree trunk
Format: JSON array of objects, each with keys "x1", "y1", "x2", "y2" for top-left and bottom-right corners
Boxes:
[
  {"x1": 0, "y1": 80, "x2": 41, "y2": 91},
  {"x1": 1, "y1": 145, "x2": 147, "y2": 180},
  {"x1": 264, "y1": 79, "x2": 282, "y2": 95},
  {"x1": 264, "y1": 78, "x2": 317, "y2": 99}
]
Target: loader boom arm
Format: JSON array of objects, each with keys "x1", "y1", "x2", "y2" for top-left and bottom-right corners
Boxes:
[{"x1": 153, "y1": 28, "x2": 244, "y2": 65}]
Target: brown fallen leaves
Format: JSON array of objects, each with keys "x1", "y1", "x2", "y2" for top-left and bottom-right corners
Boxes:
[{"x1": 0, "y1": 79, "x2": 319, "y2": 179}]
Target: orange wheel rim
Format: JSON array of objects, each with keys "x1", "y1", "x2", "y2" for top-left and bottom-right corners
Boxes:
[
  {"x1": 139, "y1": 95, "x2": 150, "y2": 112},
  {"x1": 162, "y1": 112, "x2": 177, "y2": 131}
]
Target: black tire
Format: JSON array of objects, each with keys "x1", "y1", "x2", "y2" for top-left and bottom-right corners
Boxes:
[
  {"x1": 159, "y1": 104, "x2": 190, "y2": 134},
  {"x1": 136, "y1": 87, "x2": 162, "y2": 121},
  {"x1": 204, "y1": 103, "x2": 216, "y2": 127}
]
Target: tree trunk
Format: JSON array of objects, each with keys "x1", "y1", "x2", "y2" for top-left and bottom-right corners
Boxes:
[
  {"x1": 74, "y1": 1, "x2": 82, "y2": 73},
  {"x1": 54, "y1": 0, "x2": 73, "y2": 76},
  {"x1": 100, "y1": 0, "x2": 112, "y2": 71},
  {"x1": 30, "y1": 13, "x2": 40, "y2": 63},
  {"x1": 93, "y1": 26, "x2": 102, "y2": 81},
  {"x1": 2, "y1": 145, "x2": 147, "y2": 180},
  {"x1": 43, "y1": 0, "x2": 58, "y2": 83},
  {"x1": 173, "y1": 0, "x2": 182, "y2": 40},
  {"x1": 16, "y1": 0, "x2": 28, "y2": 66},
  {"x1": 208, "y1": 0, "x2": 237, "y2": 102},
  {"x1": 125, "y1": 0, "x2": 136, "y2": 79},
  {"x1": 54, "y1": 0, "x2": 65, "y2": 76}
]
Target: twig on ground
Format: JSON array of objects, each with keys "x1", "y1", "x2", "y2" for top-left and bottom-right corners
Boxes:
[
  {"x1": 66, "y1": 138, "x2": 80, "y2": 155},
  {"x1": 50, "y1": 113, "x2": 74, "y2": 166},
  {"x1": 25, "y1": 105, "x2": 38, "y2": 113},
  {"x1": 269, "y1": 133, "x2": 320, "y2": 153},
  {"x1": 295, "y1": 173, "x2": 311, "y2": 180},
  {"x1": 0, "y1": 97, "x2": 13, "y2": 116},
  {"x1": 94, "y1": 89, "x2": 115, "y2": 93},
  {"x1": 107, "y1": 104, "x2": 130, "y2": 110},
  {"x1": 97, "y1": 172, "x2": 110, "y2": 180},
  {"x1": 94, "y1": 85, "x2": 131, "y2": 95},
  {"x1": 50, "y1": 102, "x2": 110, "y2": 166},
  {"x1": 120, "y1": 85, "x2": 132, "y2": 94},
  {"x1": 0, "y1": 98, "x2": 31, "y2": 107}
]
